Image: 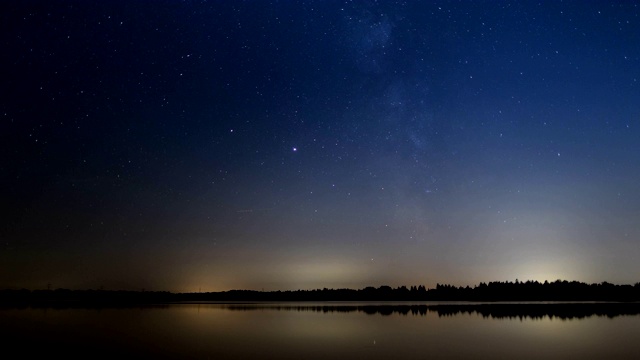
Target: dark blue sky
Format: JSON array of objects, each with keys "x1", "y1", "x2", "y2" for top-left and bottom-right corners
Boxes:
[{"x1": 2, "y1": 1, "x2": 639, "y2": 291}]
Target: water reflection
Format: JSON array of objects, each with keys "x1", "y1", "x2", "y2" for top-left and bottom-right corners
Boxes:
[
  {"x1": 2, "y1": 303, "x2": 640, "y2": 359},
  {"x1": 221, "y1": 302, "x2": 640, "y2": 320}
]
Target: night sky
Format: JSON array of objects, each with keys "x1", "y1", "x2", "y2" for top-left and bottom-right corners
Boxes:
[{"x1": 2, "y1": 1, "x2": 639, "y2": 292}]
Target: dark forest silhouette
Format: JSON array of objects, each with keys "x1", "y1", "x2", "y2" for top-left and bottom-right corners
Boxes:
[{"x1": 2, "y1": 280, "x2": 640, "y2": 306}]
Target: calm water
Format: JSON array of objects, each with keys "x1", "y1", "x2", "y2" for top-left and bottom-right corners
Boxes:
[{"x1": 2, "y1": 303, "x2": 640, "y2": 359}]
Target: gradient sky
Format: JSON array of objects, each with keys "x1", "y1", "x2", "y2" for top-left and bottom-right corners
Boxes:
[{"x1": 2, "y1": 1, "x2": 639, "y2": 292}]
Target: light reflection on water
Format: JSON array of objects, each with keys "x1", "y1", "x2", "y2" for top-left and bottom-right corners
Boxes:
[{"x1": 2, "y1": 303, "x2": 640, "y2": 359}]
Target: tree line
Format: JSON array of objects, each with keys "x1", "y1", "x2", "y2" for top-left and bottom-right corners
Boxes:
[{"x1": 2, "y1": 279, "x2": 640, "y2": 305}]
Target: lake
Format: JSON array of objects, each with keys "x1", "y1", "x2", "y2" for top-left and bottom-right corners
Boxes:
[{"x1": 2, "y1": 303, "x2": 640, "y2": 359}]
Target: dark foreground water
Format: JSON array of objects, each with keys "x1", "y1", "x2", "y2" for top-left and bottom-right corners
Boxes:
[{"x1": 2, "y1": 303, "x2": 640, "y2": 359}]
